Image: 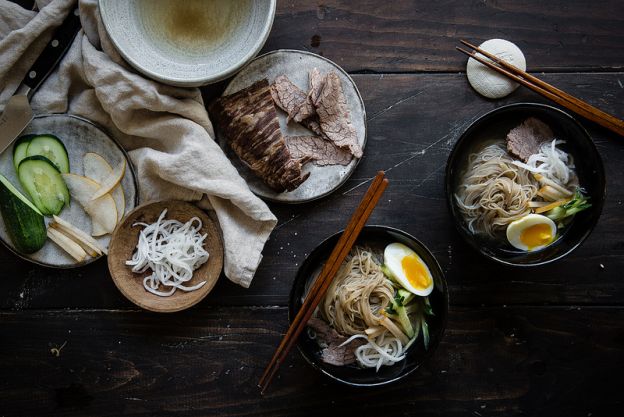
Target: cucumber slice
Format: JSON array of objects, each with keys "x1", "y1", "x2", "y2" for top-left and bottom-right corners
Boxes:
[
  {"x1": 26, "y1": 134, "x2": 70, "y2": 173},
  {"x1": 18, "y1": 155, "x2": 70, "y2": 216},
  {"x1": 13, "y1": 134, "x2": 35, "y2": 171},
  {"x1": 0, "y1": 174, "x2": 46, "y2": 254}
]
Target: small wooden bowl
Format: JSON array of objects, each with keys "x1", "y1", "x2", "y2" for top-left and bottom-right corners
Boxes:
[{"x1": 108, "y1": 200, "x2": 223, "y2": 312}]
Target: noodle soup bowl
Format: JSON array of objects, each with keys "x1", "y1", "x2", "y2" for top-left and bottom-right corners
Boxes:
[
  {"x1": 445, "y1": 103, "x2": 606, "y2": 266},
  {"x1": 289, "y1": 226, "x2": 449, "y2": 387}
]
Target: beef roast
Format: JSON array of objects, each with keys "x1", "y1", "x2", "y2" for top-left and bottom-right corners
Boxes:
[
  {"x1": 307, "y1": 317, "x2": 366, "y2": 367},
  {"x1": 506, "y1": 117, "x2": 554, "y2": 162},
  {"x1": 209, "y1": 79, "x2": 309, "y2": 192},
  {"x1": 286, "y1": 135, "x2": 353, "y2": 166}
]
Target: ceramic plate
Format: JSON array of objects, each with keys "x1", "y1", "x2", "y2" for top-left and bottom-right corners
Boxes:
[
  {"x1": 99, "y1": 0, "x2": 276, "y2": 87},
  {"x1": 217, "y1": 49, "x2": 367, "y2": 203},
  {"x1": 0, "y1": 114, "x2": 139, "y2": 268}
]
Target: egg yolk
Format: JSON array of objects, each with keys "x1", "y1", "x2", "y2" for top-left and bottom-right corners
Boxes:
[
  {"x1": 520, "y1": 223, "x2": 553, "y2": 250},
  {"x1": 401, "y1": 254, "x2": 431, "y2": 290}
]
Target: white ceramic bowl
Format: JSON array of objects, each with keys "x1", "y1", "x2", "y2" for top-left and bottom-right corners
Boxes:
[{"x1": 99, "y1": 0, "x2": 276, "y2": 87}]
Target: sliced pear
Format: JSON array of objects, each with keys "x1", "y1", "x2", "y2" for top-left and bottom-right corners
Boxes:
[
  {"x1": 90, "y1": 159, "x2": 126, "y2": 201},
  {"x1": 61, "y1": 173, "x2": 118, "y2": 236},
  {"x1": 83, "y1": 152, "x2": 125, "y2": 221},
  {"x1": 50, "y1": 223, "x2": 98, "y2": 257},
  {"x1": 47, "y1": 227, "x2": 88, "y2": 262},
  {"x1": 52, "y1": 215, "x2": 107, "y2": 255}
]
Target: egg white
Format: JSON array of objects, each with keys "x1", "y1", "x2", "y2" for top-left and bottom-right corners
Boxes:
[
  {"x1": 506, "y1": 213, "x2": 557, "y2": 251},
  {"x1": 384, "y1": 242, "x2": 434, "y2": 296}
]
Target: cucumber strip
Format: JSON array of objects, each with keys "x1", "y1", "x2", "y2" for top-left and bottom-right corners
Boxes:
[
  {"x1": 18, "y1": 155, "x2": 70, "y2": 216},
  {"x1": 0, "y1": 174, "x2": 46, "y2": 254},
  {"x1": 13, "y1": 134, "x2": 34, "y2": 171},
  {"x1": 26, "y1": 134, "x2": 70, "y2": 173}
]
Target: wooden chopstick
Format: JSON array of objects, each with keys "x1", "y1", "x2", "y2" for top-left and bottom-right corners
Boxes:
[
  {"x1": 258, "y1": 171, "x2": 389, "y2": 393},
  {"x1": 457, "y1": 41, "x2": 624, "y2": 137}
]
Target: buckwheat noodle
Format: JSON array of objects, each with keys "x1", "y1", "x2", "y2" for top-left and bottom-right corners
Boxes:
[{"x1": 455, "y1": 143, "x2": 538, "y2": 237}]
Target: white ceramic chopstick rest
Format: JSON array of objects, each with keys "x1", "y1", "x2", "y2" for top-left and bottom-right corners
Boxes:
[{"x1": 466, "y1": 38, "x2": 526, "y2": 99}]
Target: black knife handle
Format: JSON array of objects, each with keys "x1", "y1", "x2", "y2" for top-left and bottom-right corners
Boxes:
[{"x1": 21, "y1": 5, "x2": 81, "y2": 94}]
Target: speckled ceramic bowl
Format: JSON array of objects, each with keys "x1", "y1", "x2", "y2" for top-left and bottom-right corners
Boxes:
[{"x1": 99, "y1": 0, "x2": 276, "y2": 87}]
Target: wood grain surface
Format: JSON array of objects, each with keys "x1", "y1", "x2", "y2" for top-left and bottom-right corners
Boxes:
[
  {"x1": 2, "y1": 0, "x2": 624, "y2": 415},
  {"x1": 263, "y1": 0, "x2": 624, "y2": 73},
  {"x1": 0, "y1": 306, "x2": 622, "y2": 416}
]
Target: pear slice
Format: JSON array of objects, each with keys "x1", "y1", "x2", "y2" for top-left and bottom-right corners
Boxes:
[
  {"x1": 61, "y1": 173, "x2": 118, "y2": 236},
  {"x1": 47, "y1": 227, "x2": 88, "y2": 262},
  {"x1": 51, "y1": 215, "x2": 107, "y2": 255},
  {"x1": 90, "y1": 159, "x2": 126, "y2": 201},
  {"x1": 83, "y1": 152, "x2": 125, "y2": 222}
]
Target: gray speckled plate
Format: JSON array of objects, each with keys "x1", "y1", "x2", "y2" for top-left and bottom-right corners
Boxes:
[
  {"x1": 0, "y1": 114, "x2": 138, "y2": 268},
  {"x1": 218, "y1": 49, "x2": 367, "y2": 204}
]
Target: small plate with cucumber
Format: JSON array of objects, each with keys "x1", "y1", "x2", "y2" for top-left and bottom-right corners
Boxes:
[{"x1": 0, "y1": 114, "x2": 138, "y2": 268}]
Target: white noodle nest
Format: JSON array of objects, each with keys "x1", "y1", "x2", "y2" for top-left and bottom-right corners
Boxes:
[{"x1": 126, "y1": 209, "x2": 209, "y2": 297}]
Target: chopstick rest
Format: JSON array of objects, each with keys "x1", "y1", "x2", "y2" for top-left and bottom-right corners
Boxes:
[{"x1": 466, "y1": 39, "x2": 526, "y2": 99}]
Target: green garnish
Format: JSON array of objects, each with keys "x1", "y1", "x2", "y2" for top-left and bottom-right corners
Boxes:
[{"x1": 546, "y1": 188, "x2": 591, "y2": 222}]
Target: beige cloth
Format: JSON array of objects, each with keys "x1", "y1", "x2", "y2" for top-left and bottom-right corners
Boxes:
[{"x1": 0, "y1": 0, "x2": 277, "y2": 288}]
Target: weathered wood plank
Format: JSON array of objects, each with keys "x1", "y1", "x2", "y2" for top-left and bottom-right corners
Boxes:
[
  {"x1": 0, "y1": 306, "x2": 621, "y2": 416},
  {"x1": 1, "y1": 73, "x2": 623, "y2": 309},
  {"x1": 263, "y1": 0, "x2": 624, "y2": 73}
]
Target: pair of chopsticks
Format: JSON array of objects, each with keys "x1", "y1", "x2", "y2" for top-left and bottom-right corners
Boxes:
[
  {"x1": 457, "y1": 40, "x2": 624, "y2": 137},
  {"x1": 258, "y1": 171, "x2": 389, "y2": 393}
]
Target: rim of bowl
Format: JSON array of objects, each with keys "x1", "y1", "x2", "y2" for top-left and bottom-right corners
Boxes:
[
  {"x1": 100, "y1": 0, "x2": 277, "y2": 87},
  {"x1": 444, "y1": 102, "x2": 606, "y2": 267},
  {"x1": 288, "y1": 225, "x2": 450, "y2": 387}
]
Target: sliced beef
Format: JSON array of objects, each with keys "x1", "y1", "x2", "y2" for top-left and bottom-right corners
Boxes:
[
  {"x1": 307, "y1": 317, "x2": 365, "y2": 367},
  {"x1": 209, "y1": 79, "x2": 309, "y2": 192},
  {"x1": 270, "y1": 75, "x2": 324, "y2": 136},
  {"x1": 506, "y1": 117, "x2": 554, "y2": 162},
  {"x1": 270, "y1": 75, "x2": 316, "y2": 124},
  {"x1": 310, "y1": 71, "x2": 363, "y2": 158},
  {"x1": 286, "y1": 135, "x2": 353, "y2": 166}
]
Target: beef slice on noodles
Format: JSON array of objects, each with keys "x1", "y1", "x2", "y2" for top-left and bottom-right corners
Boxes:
[
  {"x1": 506, "y1": 117, "x2": 554, "y2": 162},
  {"x1": 307, "y1": 317, "x2": 365, "y2": 366},
  {"x1": 210, "y1": 79, "x2": 309, "y2": 192},
  {"x1": 286, "y1": 135, "x2": 352, "y2": 166},
  {"x1": 309, "y1": 71, "x2": 363, "y2": 158}
]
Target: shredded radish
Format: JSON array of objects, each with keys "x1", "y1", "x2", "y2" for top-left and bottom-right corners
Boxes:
[
  {"x1": 512, "y1": 139, "x2": 575, "y2": 189},
  {"x1": 126, "y1": 209, "x2": 209, "y2": 297}
]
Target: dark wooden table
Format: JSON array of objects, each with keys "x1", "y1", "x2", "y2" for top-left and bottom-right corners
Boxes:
[{"x1": 2, "y1": 1, "x2": 624, "y2": 416}]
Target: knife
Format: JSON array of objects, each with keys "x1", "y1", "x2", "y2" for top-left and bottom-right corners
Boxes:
[{"x1": 0, "y1": 5, "x2": 81, "y2": 155}]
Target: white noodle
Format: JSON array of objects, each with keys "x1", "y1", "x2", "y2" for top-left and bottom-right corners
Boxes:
[
  {"x1": 126, "y1": 209, "x2": 209, "y2": 297},
  {"x1": 340, "y1": 333, "x2": 408, "y2": 371}
]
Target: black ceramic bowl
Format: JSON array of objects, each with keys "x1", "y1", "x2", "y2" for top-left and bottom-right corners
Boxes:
[
  {"x1": 289, "y1": 226, "x2": 449, "y2": 387},
  {"x1": 445, "y1": 103, "x2": 606, "y2": 266}
]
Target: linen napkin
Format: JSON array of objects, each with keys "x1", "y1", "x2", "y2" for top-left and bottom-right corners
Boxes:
[{"x1": 0, "y1": 0, "x2": 277, "y2": 288}]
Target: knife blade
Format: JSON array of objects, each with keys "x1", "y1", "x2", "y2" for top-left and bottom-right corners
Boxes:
[{"x1": 0, "y1": 5, "x2": 81, "y2": 155}]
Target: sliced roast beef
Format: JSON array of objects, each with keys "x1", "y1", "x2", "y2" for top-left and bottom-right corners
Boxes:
[
  {"x1": 310, "y1": 71, "x2": 363, "y2": 158},
  {"x1": 506, "y1": 117, "x2": 554, "y2": 162},
  {"x1": 209, "y1": 79, "x2": 309, "y2": 192},
  {"x1": 286, "y1": 135, "x2": 353, "y2": 166},
  {"x1": 270, "y1": 75, "x2": 324, "y2": 136}
]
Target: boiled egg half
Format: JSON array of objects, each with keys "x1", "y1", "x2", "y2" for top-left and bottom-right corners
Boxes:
[
  {"x1": 506, "y1": 213, "x2": 557, "y2": 251},
  {"x1": 384, "y1": 243, "x2": 434, "y2": 296}
]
